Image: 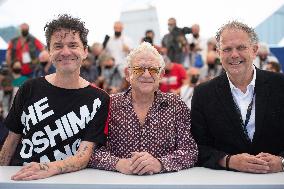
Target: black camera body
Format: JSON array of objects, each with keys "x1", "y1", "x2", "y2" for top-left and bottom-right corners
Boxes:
[
  {"x1": 162, "y1": 26, "x2": 192, "y2": 63},
  {"x1": 171, "y1": 27, "x2": 192, "y2": 40}
]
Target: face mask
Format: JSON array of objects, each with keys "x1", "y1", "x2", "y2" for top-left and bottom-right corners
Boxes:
[
  {"x1": 114, "y1": 31, "x2": 121, "y2": 37},
  {"x1": 12, "y1": 68, "x2": 22, "y2": 74},
  {"x1": 168, "y1": 25, "x2": 174, "y2": 32},
  {"x1": 259, "y1": 55, "x2": 267, "y2": 61},
  {"x1": 143, "y1": 37, "x2": 153, "y2": 45},
  {"x1": 165, "y1": 69, "x2": 170, "y2": 75},
  {"x1": 105, "y1": 65, "x2": 113, "y2": 69},
  {"x1": 193, "y1": 33, "x2": 199, "y2": 38},
  {"x1": 190, "y1": 75, "x2": 199, "y2": 84},
  {"x1": 208, "y1": 63, "x2": 215, "y2": 69},
  {"x1": 21, "y1": 30, "x2": 29, "y2": 37},
  {"x1": 40, "y1": 61, "x2": 48, "y2": 67}
]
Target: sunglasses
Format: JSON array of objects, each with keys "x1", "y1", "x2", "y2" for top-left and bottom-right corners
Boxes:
[{"x1": 129, "y1": 66, "x2": 161, "y2": 76}]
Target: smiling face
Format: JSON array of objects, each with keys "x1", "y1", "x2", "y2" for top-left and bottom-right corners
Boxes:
[
  {"x1": 217, "y1": 28, "x2": 258, "y2": 81},
  {"x1": 48, "y1": 28, "x2": 88, "y2": 75},
  {"x1": 126, "y1": 51, "x2": 163, "y2": 95}
]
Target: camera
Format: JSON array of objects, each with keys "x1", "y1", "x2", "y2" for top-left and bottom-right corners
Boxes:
[{"x1": 171, "y1": 26, "x2": 192, "y2": 39}]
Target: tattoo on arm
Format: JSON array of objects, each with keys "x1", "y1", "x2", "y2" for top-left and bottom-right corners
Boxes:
[
  {"x1": 0, "y1": 133, "x2": 21, "y2": 165},
  {"x1": 39, "y1": 163, "x2": 49, "y2": 171},
  {"x1": 55, "y1": 143, "x2": 94, "y2": 174}
]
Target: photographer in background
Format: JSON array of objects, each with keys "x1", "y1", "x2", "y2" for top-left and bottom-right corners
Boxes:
[
  {"x1": 180, "y1": 67, "x2": 200, "y2": 109},
  {"x1": 187, "y1": 24, "x2": 204, "y2": 52},
  {"x1": 0, "y1": 64, "x2": 13, "y2": 117},
  {"x1": 142, "y1": 30, "x2": 161, "y2": 52},
  {"x1": 97, "y1": 54, "x2": 123, "y2": 94},
  {"x1": 104, "y1": 21, "x2": 133, "y2": 77},
  {"x1": 142, "y1": 30, "x2": 155, "y2": 45},
  {"x1": 5, "y1": 23, "x2": 44, "y2": 77},
  {"x1": 162, "y1": 17, "x2": 192, "y2": 63},
  {"x1": 159, "y1": 55, "x2": 187, "y2": 93}
]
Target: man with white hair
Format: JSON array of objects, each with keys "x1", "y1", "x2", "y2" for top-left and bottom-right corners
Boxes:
[
  {"x1": 253, "y1": 42, "x2": 279, "y2": 70},
  {"x1": 88, "y1": 42, "x2": 198, "y2": 175}
]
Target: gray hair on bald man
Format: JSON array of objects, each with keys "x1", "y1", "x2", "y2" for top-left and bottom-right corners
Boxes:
[{"x1": 126, "y1": 42, "x2": 165, "y2": 70}]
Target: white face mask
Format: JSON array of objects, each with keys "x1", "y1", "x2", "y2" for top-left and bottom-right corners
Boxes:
[{"x1": 168, "y1": 25, "x2": 174, "y2": 32}]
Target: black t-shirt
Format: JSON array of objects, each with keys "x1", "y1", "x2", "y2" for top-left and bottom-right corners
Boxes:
[{"x1": 4, "y1": 77, "x2": 110, "y2": 165}]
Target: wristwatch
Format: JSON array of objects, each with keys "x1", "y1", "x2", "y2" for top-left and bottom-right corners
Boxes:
[{"x1": 280, "y1": 156, "x2": 284, "y2": 171}]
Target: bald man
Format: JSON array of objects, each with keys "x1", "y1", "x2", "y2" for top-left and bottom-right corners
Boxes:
[{"x1": 105, "y1": 21, "x2": 133, "y2": 77}]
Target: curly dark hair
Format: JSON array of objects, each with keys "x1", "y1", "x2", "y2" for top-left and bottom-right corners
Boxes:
[{"x1": 44, "y1": 14, "x2": 89, "y2": 50}]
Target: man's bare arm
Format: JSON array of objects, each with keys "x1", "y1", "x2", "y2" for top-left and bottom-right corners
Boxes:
[
  {"x1": 0, "y1": 131, "x2": 22, "y2": 165},
  {"x1": 52, "y1": 141, "x2": 95, "y2": 174},
  {"x1": 11, "y1": 141, "x2": 95, "y2": 180}
]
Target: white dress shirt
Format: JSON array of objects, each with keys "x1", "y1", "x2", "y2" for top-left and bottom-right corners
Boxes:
[{"x1": 226, "y1": 66, "x2": 256, "y2": 141}]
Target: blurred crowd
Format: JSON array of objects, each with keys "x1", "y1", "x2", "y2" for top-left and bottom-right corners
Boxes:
[{"x1": 0, "y1": 18, "x2": 282, "y2": 129}]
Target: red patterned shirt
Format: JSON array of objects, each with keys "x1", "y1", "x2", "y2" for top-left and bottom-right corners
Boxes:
[{"x1": 88, "y1": 88, "x2": 198, "y2": 172}]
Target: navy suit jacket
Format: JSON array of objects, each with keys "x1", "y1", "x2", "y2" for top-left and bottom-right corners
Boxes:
[{"x1": 191, "y1": 68, "x2": 284, "y2": 169}]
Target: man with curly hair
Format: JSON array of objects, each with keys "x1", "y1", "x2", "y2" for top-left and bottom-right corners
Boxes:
[{"x1": 0, "y1": 14, "x2": 110, "y2": 180}]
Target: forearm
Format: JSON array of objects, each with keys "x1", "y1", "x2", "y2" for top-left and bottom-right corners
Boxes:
[
  {"x1": 0, "y1": 132, "x2": 21, "y2": 165},
  {"x1": 0, "y1": 148, "x2": 13, "y2": 166},
  {"x1": 48, "y1": 141, "x2": 95, "y2": 175}
]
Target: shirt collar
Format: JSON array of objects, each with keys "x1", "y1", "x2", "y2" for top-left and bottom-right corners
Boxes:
[
  {"x1": 121, "y1": 87, "x2": 166, "y2": 108},
  {"x1": 226, "y1": 66, "x2": 256, "y2": 91}
]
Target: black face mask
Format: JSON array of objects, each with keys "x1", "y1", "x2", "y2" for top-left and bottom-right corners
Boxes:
[
  {"x1": 114, "y1": 31, "x2": 121, "y2": 37},
  {"x1": 259, "y1": 55, "x2": 267, "y2": 61},
  {"x1": 208, "y1": 63, "x2": 216, "y2": 69},
  {"x1": 21, "y1": 30, "x2": 29, "y2": 37},
  {"x1": 193, "y1": 33, "x2": 199, "y2": 38},
  {"x1": 105, "y1": 65, "x2": 113, "y2": 69},
  {"x1": 165, "y1": 69, "x2": 170, "y2": 75},
  {"x1": 40, "y1": 61, "x2": 48, "y2": 67},
  {"x1": 12, "y1": 68, "x2": 22, "y2": 74},
  {"x1": 143, "y1": 37, "x2": 153, "y2": 45},
  {"x1": 191, "y1": 75, "x2": 199, "y2": 84}
]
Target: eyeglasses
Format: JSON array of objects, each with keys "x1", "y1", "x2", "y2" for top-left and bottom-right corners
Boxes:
[{"x1": 128, "y1": 66, "x2": 161, "y2": 76}]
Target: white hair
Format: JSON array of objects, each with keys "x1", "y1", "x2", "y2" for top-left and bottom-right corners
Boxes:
[
  {"x1": 126, "y1": 42, "x2": 165, "y2": 70},
  {"x1": 258, "y1": 42, "x2": 270, "y2": 54}
]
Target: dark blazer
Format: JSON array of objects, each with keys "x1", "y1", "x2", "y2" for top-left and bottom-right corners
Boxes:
[{"x1": 191, "y1": 68, "x2": 284, "y2": 169}]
